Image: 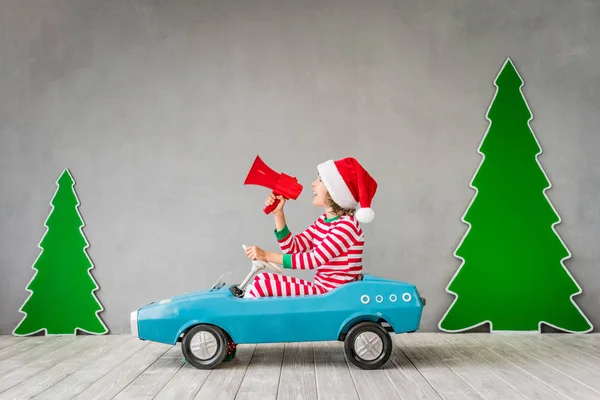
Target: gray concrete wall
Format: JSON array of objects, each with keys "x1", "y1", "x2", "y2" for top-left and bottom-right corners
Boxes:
[{"x1": 1, "y1": 0, "x2": 599, "y2": 334}]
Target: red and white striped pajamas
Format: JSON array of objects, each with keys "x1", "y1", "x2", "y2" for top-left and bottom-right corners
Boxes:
[
  {"x1": 244, "y1": 214, "x2": 364, "y2": 298},
  {"x1": 243, "y1": 272, "x2": 326, "y2": 298}
]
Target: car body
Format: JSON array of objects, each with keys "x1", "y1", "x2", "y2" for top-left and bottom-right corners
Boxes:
[{"x1": 130, "y1": 273, "x2": 425, "y2": 369}]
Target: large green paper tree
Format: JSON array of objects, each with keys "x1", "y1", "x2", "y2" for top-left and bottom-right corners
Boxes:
[
  {"x1": 13, "y1": 169, "x2": 108, "y2": 336},
  {"x1": 439, "y1": 58, "x2": 593, "y2": 333}
]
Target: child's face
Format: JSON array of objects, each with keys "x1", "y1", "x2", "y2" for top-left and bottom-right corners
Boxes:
[{"x1": 312, "y1": 175, "x2": 328, "y2": 207}]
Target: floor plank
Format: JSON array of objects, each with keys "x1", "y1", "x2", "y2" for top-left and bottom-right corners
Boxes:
[
  {"x1": 492, "y1": 335, "x2": 600, "y2": 393},
  {"x1": 112, "y1": 345, "x2": 184, "y2": 399},
  {"x1": 525, "y1": 334, "x2": 600, "y2": 368},
  {"x1": 277, "y1": 342, "x2": 318, "y2": 400},
  {"x1": 0, "y1": 337, "x2": 53, "y2": 361},
  {"x1": 546, "y1": 334, "x2": 600, "y2": 354},
  {"x1": 193, "y1": 344, "x2": 255, "y2": 400},
  {"x1": 0, "y1": 336, "x2": 74, "y2": 376},
  {"x1": 412, "y1": 333, "x2": 527, "y2": 400},
  {"x1": 441, "y1": 334, "x2": 568, "y2": 400},
  {"x1": 0, "y1": 335, "x2": 128, "y2": 400},
  {"x1": 564, "y1": 334, "x2": 600, "y2": 349},
  {"x1": 474, "y1": 334, "x2": 600, "y2": 400},
  {"x1": 395, "y1": 334, "x2": 484, "y2": 400},
  {"x1": 0, "y1": 336, "x2": 102, "y2": 394},
  {"x1": 154, "y1": 362, "x2": 211, "y2": 400},
  {"x1": 345, "y1": 344, "x2": 403, "y2": 400},
  {"x1": 382, "y1": 336, "x2": 443, "y2": 400},
  {"x1": 31, "y1": 337, "x2": 149, "y2": 400},
  {"x1": 235, "y1": 343, "x2": 284, "y2": 400},
  {"x1": 313, "y1": 341, "x2": 359, "y2": 400},
  {"x1": 71, "y1": 341, "x2": 171, "y2": 400},
  {"x1": 0, "y1": 336, "x2": 29, "y2": 351}
]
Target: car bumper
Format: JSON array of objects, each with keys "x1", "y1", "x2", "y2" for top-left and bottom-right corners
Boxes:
[{"x1": 130, "y1": 310, "x2": 139, "y2": 337}]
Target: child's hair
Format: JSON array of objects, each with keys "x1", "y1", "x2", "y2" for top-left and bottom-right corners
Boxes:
[{"x1": 325, "y1": 192, "x2": 355, "y2": 217}]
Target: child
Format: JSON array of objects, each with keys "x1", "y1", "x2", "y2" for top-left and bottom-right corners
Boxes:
[{"x1": 243, "y1": 157, "x2": 377, "y2": 298}]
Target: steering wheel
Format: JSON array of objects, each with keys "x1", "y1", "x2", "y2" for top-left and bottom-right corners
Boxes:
[{"x1": 242, "y1": 245, "x2": 283, "y2": 273}]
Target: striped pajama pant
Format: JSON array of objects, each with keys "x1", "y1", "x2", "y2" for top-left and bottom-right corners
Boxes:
[{"x1": 243, "y1": 272, "x2": 327, "y2": 298}]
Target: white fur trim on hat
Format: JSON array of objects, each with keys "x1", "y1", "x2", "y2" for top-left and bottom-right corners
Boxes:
[
  {"x1": 317, "y1": 160, "x2": 357, "y2": 209},
  {"x1": 355, "y1": 207, "x2": 375, "y2": 223}
]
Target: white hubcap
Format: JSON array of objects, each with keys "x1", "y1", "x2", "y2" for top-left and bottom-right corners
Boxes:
[
  {"x1": 354, "y1": 332, "x2": 383, "y2": 360},
  {"x1": 190, "y1": 331, "x2": 218, "y2": 359}
]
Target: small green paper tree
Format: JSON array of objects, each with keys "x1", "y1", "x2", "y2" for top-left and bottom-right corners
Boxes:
[
  {"x1": 439, "y1": 58, "x2": 593, "y2": 333},
  {"x1": 13, "y1": 169, "x2": 108, "y2": 336}
]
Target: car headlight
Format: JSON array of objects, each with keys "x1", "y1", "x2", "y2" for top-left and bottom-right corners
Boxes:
[{"x1": 130, "y1": 310, "x2": 139, "y2": 338}]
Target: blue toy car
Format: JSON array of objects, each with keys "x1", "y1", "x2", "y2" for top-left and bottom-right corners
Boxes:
[{"x1": 130, "y1": 246, "x2": 425, "y2": 370}]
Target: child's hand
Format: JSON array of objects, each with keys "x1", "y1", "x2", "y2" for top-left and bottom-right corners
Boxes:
[
  {"x1": 265, "y1": 193, "x2": 286, "y2": 214},
  {"x1": 245, "y1": 245, "x2": 267, "y2": 261}
]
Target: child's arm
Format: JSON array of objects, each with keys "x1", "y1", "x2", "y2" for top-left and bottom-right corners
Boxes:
[
  {"x1": 250, "y1": 222, "x2": 315, "y2": 265},
  {"x1": 274, "y1": 207, "x2": 287, "y2": 232},
  {"x1": 274, "y1": 221, "x2": 315, "y2": 254},
  {"x1": 280, "y1": 219, "x2": 361, "y2": 270},
  {"x1": 266, "y1": 193, "x2": 314, "y2": 253}
]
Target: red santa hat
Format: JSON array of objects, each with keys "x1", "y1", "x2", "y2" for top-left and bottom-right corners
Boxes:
[{"x1": 317, "y1": 157, "x2": 378, "y2": 223}]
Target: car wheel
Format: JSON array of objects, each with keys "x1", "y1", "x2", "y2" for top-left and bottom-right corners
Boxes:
[
  {"x1": 181, "y1": 324, "x2": 228, "y2": 369},
  {"x1": 343, "y1": 321, "x2": 392, "y2": 370}
]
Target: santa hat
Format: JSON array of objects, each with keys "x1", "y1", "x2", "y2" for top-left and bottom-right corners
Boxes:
[{"x1": 317, "y1": 157, "x2": 378, "y2": 223}]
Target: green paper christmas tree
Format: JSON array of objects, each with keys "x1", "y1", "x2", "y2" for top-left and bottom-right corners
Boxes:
[
  {"x1": 13, "y1": 169, "x2": 108, "y2": 336},
  {"x1": 439, "y1": 58, "x2": 593, "y2": 333}
]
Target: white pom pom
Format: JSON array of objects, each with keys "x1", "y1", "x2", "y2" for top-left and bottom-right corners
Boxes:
[{"x1": 355, "y1": 207, "x2": 375, "y2": 223}]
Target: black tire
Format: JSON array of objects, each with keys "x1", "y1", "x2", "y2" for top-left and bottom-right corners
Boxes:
[
  {"x1": 181, "y1": 324, "x2": 228, "y2": 369},
  {"x1": 343, "y1": 321, "x2": 392, "y2": 370}
]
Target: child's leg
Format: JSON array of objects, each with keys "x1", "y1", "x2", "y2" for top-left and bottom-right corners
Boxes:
[{"x1": 244, "y1": 272, "x2": 325, "y2": 298}]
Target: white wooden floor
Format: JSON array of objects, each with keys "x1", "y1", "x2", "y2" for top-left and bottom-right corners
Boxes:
[{"x1": 0, "y1": 333, "x2": 599, "y2": 400}]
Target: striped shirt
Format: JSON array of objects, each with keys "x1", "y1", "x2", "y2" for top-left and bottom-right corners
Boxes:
[{"x1": 275, "y1": 214, "x2": 364, "y2": 292}]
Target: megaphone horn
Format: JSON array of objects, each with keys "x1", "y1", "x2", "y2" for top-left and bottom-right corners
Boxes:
[{"x1": 244, "y1": 156, "x2": 280, "y2": 187}]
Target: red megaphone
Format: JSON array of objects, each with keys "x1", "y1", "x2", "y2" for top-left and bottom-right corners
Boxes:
[{"x1": 244, "y1": 155, "x2": 303, "y2": 214}]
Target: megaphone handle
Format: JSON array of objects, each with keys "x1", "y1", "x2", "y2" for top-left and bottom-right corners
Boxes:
[{"x1": 263, "y1": 197, "x2": 280, "y2": 214}]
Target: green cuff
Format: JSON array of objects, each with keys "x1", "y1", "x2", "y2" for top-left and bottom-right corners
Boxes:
[
  {"x1": 274, "y1": 225, "x2": 291, "y2": 241},
  {"x1": 283, "y1": 254, "x2": 292, "y2": 269}
]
